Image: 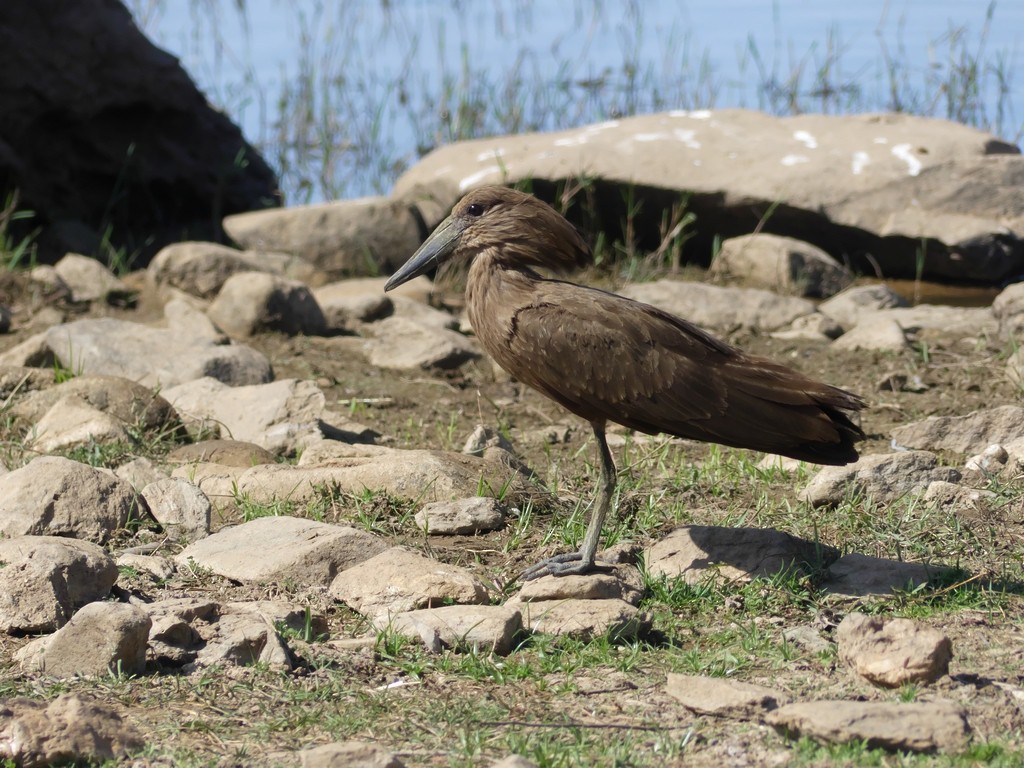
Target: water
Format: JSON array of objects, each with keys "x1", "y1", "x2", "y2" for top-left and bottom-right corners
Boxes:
[{"x1": 128, "y1": 1, "x2": 1023, "y2": 202}]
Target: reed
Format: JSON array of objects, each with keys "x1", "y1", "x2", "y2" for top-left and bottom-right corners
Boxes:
[{"x1": 128, "y1": 0, "x2": 1021, "y2": 204}]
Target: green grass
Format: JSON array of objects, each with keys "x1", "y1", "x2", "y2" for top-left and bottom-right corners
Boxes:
[{"x1": 790, "y1": 738, "x2": 1024, "y2": 767}]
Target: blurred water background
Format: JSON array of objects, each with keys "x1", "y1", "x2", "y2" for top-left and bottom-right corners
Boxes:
[{"x1": 127, "y1": 1, "x2": 1022, "y2": 204}]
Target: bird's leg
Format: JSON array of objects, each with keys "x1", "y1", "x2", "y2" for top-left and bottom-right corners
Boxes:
[{"x1": 520, "y1": 421, "x2": 616, "y2": 581}]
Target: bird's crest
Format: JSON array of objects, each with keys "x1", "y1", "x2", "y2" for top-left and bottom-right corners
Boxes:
[{"x1": 455, "y1": 186, "x2": 592, "y2": 274}]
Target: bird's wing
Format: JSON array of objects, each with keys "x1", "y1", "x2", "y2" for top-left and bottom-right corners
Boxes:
[
  {"x1": 502, "y1": 287, "x2": 732, "y2": 425},
  {"x1": 501, "y1": 285, "x2": 860, "y2": 457}
]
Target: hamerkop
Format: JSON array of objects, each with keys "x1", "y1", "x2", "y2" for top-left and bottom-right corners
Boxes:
[{"x1": 385, "y1": 185, "x2": 865, "y2": 579}]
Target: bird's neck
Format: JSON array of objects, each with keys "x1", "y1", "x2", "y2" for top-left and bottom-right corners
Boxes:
[{"x1": 465, "y1": 251, "x2": 541, "y2": 361}]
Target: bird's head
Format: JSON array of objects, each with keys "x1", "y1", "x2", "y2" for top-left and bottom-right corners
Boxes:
[{"x1": 384, "y1": 185, "x2": 591, "y2": 292}]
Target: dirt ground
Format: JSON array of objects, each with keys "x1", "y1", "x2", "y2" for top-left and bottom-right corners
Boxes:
[{"x1": 0, "y1": 272, "x2": 1022, "y2": 767}]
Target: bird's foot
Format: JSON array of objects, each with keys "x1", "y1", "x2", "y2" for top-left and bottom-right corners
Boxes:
[{"x1": 520, "y1": 552, "x2": 611, "y2": 581}]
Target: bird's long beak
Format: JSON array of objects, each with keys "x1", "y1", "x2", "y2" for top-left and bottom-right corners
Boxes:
[{"x1": 384, "y1": 214, "x2": 469, "y2": 291}]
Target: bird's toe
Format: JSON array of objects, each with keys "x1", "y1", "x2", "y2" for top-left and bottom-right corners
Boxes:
[{"x1": 521, "y1": 551, "x2": 609, "y2": 581}]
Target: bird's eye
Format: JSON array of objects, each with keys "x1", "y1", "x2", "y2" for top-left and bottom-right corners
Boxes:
[{"x1": 466, "y1": 203, "x2": 485, "y2": 216}]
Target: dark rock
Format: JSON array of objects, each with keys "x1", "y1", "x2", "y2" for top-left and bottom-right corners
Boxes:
[{"x1": 0, "y1": 0, "x2": 280, "y2": 264}]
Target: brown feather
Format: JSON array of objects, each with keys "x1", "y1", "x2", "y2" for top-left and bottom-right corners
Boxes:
[{"x1": 452, "y1": 186, "x2": 865, "y2": 465}]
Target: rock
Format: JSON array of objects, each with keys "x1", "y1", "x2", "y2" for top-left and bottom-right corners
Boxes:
[
  {"x1": 329, "y1": 547, "x2": 489, "y2": 620},
  {"x1": 140, "y1": 478, "x2": 212, "y2": 541},
  {"x1": 0, "y1": 554, "x2": 71, "y2": 634},
  {"x1": 521, "y1": 423, "x2": 575, "y2": 446},
  {"x1": 10, "y1": 374, "x2": 182, "y2": 433},
  {"x1": 876, "y1": 371, "x2": 928, "y2": 393},
  {"x1": 0, "y1": 536, "x2": 117, "y2": 633},
  {"x1": 618, "y1": 280, "x2": 816, "y2": 332},
  {"x1": 767, "y1": 700, "x2": 971, "y2": 753},
  {"x1": 800, "y1": 451, "x2": 960, "y2": 507},
  {"x1": 517, "y1": 569, "x2": 643, "y2": 606},
  {"x1": 831, "y1": 318, "x2": 909, "y2": 352},
  {"x1": 710, "y1": 233, "x2": 852, "y2": 298},
  {"x1": 462, "y1": 424, "x2": 517, "y2": 457},
  {"x1": 821, "y1": 553, "x2": 947, "y2": 597},
  {"x1": 216, "y1": 447, "x2": 537, "y2": 507},
  {"x1": 141, "y1": 598, "x2": 301, "y2": 669},
  {"x1": 666, "y1": 673, "x2": 785, "y2": 718},
  {"x1": 0, "y1": 365, "x2": 54, "y2": 400},
  {"x1": 1008, "y1": 348, "x2": 1024, "y2": 388},
  {"x1": 825, "y1": 153, "x2": 1024, "y2": 283},
  {"x1": 757, "y1": 454, "x2": 806, "y2": 473},
  {"x1": 512, "y1": 597, "x2": 645, "y2": 640},
  {"x1": 0, "y1": 332, "x2": 56, "y2": 368},
  {"x1": 163, "y1": 377, "x2": 328, "y2": 455},
  {"x1": 400, "y1": 112, "x2": 1015, "y2": 222},
  {"x1": 0, "y1": 694, "x2": 144, "y2": 766},
  {"x1": 196, "y1": 611, "x2": 292, "y2": 669},
  {"x1": 394, "y1": 111, "x2": 1021, "y2": 283},
  {"x1": 992, "y1": 282, "x2": 1024, "y2": 338},
  {"x1": 314, "y1": 410, "x2": 381, "y2": 445},
  {"x1": 313, "y1": 283, "x2": 394, "y2": 333},
  {"x1": 316, "y1": 275, "x2": 433, "y2": 306},
  {"x1": 224, "y1": 600, "x2": 329, "y2": 640},
  {"x1": 27, "y1": 306, "x2": 66, "y2": 331},
  {"x1": 26, "y1": 394, "x2": 131, "y2": 452},
  {"x1": 140, "y1": 598, "x2": 212, "y2": 666},
  {"x1": 16, "y1": 602, "x2": 151, "y2": 677},
  {"x1": 163, "y1": 295, "x2": 229, "y2": 342},
  {"x1": 28, "y1": 264, "x2": 72, "y2": 302},
  {"x1": 0, "y1": 0, "x2": 278, "y2": 263},
  {"x1": 299, "y1": 740, "x2": 406, "y2": 768},
  {"x1": 818, "y1": 284, "x2": 909, "y2": 328},
  {"x1": 148, "y1": 241, "x2": 302, "y2": 299},
  {"x1": 864, "y1": 304, "x2": 996, "y2": 338},
  {"x1": 223, "y1": 196, "x2": 423, "y2": 278},
  {"x1": 415, "y1": 496, "x2": 506, "y2": 535},
  {"x1": 43, "y1": 317, "x2": 272, "y2": 387},
  {"x1": 207, "y1": 272, "x2": 327, "y2": 337},
  {"x1": 116, "y1": 553, "x2": 176, "y2": 581},
  {"x1": 891, "y1": 406, "x2": 1024, "y2": 456},
  {"x1": 645, "y1": 525, "x2": 838, "y2": 584},
  {"x1": 366, "y1": 315, "x2": 480, "y2": 370},
  {"x1": 167, "y1": 439, "x2": 278, "y2": 467},
  {"x1": 53, "y1": 253, "x2": 133, "y2": 304},
  {"x1": 113, "y1": 456, "x2": 169, "y2": 490},
  {"x1": 963, "y1": 444, "x2": 1010, "y2": 478},
  {"x1": 377, "y1": 604, "x2": 522, "y2": 654},
  {"x1": 923, "y1": 480, "x2": 998, "y2": 509},
  {"x1": 770, "y1": 312, "x2": 844, "y2": 342},
  {"x1": 782, "y1": 625, "x2": 833, "y2": 655},
  {"x1": 176, "y1": 516, "x2": 387, "y2": 588},
  {"x1": 0, "y1": 456, "x2": 138, "y2": 543},
  {"x1": 169, "y1": 461, "x2": 247, "y2": 504},
  {"x1": 837, "y1": 613, "x2": 952, "y2": 687},
  {"x1": 390, "y1": 293, "x2": 461, "y2": 329}
]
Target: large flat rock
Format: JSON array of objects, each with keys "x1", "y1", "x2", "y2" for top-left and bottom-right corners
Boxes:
[
  {"x1": 394, "y1": 110, "x2": 1023, "y2": 282},
  {"x1": 175, "y1": 516, "x2": 388, "y2": 587},
  {"x1": 396, "y1": 111, "x2": 1012, "y2": 218},
  {"x1": 43, "y1": 318, "x2": 271, "y2": 388},
  {"x1": 224, "y1": 448, "x2": 538, "y2": 505}
]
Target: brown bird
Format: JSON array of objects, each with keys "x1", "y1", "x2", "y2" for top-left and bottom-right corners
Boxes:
[{"x1": 385, "y1": 186, "x2": 865, "y2": 580}]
